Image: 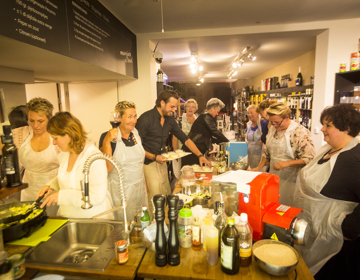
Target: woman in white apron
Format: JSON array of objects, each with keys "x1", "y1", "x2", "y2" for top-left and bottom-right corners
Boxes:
[
  {"x1": 100, "y1": 101, "x2": 147, "y2": 222},
  {"x1": 37, "y1": 112, "x2": 113, "y2": 219},
  {"x1": 293, "y1": 104, "x2": 360, "y2": 279},
  {"x1": 250, "y1": 103, "x2": 315, "y2": 206},
  {"x1": 18, "y1": 98, "x2": 59, "y2": 210},
  {"x1": 246, "y1": 105, "x2": 265, "y2": 169}
]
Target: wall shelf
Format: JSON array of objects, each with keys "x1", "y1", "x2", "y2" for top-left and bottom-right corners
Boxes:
[{"x1": 334, "y1": 70, "x2": 360, "y2": 105}]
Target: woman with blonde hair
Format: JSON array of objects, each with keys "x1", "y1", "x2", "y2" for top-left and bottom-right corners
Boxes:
[
  {"x1": 17, "y1": 98, "x2": 60, "y2": 204},
  {"x1": 246, "y1": 104, "x2": 267, "y2": 168},
  {"x1": 37, "y1": 112, "x2": 113, "y2": 219},
  {"x1": 250, "y1": 103, "x2": 316, "y2": 206},
  {"x1": 99, "y1": 101, "x2": 147, "y2": 221}
]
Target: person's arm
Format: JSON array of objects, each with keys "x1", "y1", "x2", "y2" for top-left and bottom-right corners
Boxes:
[
  {"x1": 204, "y1": 114, "x2": 229, "y2": 143},
  {"x1": 184, "y1": 139, "x2": 211, "y2": 167},
  {"x1": 99, "y1": 129, "x2": 118, "y2": 172},
  {"x1": 172, "y1": 135, "x2": 178, "y2": 151},
  {"x1": 273, "y1": 159, "x2": 305, "y2": 170},
  {"x1": 145, "y1": 150, "x2": 168, "y2": 164},
  {"x1": 249, "y1": 157, "x2": 269, "y2": 171}
]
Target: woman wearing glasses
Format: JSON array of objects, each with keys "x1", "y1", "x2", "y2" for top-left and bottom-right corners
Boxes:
[
  {"x1": 245, "y1": 105, "x2": 267, "y2": 168},
  {"x1": 250, "y1": 103, "x2": 315, "y2": 206}
]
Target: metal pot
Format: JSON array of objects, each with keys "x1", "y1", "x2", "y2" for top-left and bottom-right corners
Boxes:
[{"x1": 0, "y1": 202, "x2": 48, "y2": 243}]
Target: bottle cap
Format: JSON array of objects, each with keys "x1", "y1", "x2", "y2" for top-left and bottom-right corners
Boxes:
[
  {"x1": 179, "y1": 208, "x2": 192, "y2": 218},
  {"x1": 227, "y1": 216, "x2": 235, "y2": 225},
  {"x1": 202, "y1": 212, "x2": 213, "y2": 225},
  {"x1": 240, "y1": 213, "x2": 248, "y2": 222},
  {"x1": 142, "y1": 205, "x2": 147, "y2": 210}
]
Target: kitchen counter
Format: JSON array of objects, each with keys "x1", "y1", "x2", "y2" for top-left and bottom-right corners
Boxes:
[{"x1": 5, "y1": 239, "x2": 147, "y2": 280}]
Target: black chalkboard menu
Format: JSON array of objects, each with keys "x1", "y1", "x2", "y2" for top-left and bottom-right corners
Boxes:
[{"x1": 0, "y1": 0, "x2": 137, "y2": 78}]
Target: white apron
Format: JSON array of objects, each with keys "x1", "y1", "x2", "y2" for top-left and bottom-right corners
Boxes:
[
  {"x1": 109, "y1": 128, "x2": 147, "y2": 222},
  {"x1": 246, "y1": 124, "x2": 262, "y2": 169},
  {"x1": 293, "y1": 138, "x2": 359, "y2": 275},
  {"x1": 267, "y1": 121, "x2": 300, "y2": 206},
  {"x1": 19, "y1": 128, "x2": 59, "y2": 201}
]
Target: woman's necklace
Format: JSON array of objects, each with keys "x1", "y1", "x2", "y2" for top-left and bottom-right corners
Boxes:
[{"x1": 328, "y1": 147, "x2": 343, "y2": 155}]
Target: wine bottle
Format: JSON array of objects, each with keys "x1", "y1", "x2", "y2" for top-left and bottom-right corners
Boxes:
[
  {"x1": 296, "y1": 67, "x2": 303, "y2": 86},
  {"x1": 1, "y1": 125, "x2": 21, "y2": 187}
]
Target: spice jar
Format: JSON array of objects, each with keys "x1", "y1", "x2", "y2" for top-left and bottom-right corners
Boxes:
[
  {"x1": 178, "y1": 208, "x2": 192, "y2": 248},
  {"x1": 115, "y1": 240, "x2": 128, "y2": 264},
  {"x1": 7, "y1": 254, "x2": 25, "y2": 279}
]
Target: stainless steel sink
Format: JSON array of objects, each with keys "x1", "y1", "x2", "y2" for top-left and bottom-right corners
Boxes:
[{"x1": 25, "y1": 219, "x2": 127, "y2": 271}]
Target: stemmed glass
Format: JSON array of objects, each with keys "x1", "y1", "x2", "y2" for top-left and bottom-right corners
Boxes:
[{"x1": 109, "y1": 111, "x2": 120, "y2": 143}]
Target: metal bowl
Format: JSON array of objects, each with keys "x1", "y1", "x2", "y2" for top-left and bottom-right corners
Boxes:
[{"x1": 253, "y1": 239, "x2": 299, "y2": 276}]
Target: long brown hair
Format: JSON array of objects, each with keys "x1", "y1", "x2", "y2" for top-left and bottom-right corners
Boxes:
[{"x1": 47, "y1": 112, "x2": 88, "y2": 154}]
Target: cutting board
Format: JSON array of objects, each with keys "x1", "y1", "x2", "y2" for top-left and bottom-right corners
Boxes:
[{"x1": 7, "y1": 219, "x2": 68, "y2": 247}]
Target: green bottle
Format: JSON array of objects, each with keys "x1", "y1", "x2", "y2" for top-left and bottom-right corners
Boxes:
[
  {"x1": 140, "y1": 205, "x2": 150, "y2": 229},
  {"x1": 221, "y1": 217, "x2": 239, "y2": 275}
]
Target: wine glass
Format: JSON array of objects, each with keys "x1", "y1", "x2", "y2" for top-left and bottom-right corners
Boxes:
[{"x1": 109, "y1": 111, "x2": 120, "y2": 143}]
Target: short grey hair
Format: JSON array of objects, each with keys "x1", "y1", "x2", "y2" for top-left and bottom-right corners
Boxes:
[{"x1": 206, "y1": 98, "x2": 225, "y2": 111}]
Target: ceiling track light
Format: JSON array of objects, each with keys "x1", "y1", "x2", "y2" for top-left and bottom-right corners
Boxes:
[
  {"x1": 227, "y1": 46, "x2": 256, "y2": 78},
  {"x1": 189, "y1": 51, "x2": 203, "y2": 74}
]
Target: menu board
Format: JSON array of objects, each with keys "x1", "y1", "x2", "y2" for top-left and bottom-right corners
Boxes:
[{"x1": 0, "y1": 0, "x2": 137, "y2": 78}]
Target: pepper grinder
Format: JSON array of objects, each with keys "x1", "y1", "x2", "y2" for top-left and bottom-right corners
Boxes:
[
  {"x1": 167, "y1": 195, "x2": 180, "y2": 266},
  {"x1": 153, "y1": 194, "x2": 167, "y2": 267}
]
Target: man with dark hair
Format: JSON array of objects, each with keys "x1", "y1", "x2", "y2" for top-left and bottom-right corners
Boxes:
[
  {"x1": 136, "y1": 90, "x2": 210, "y2": 211},
  {"x1": 8, "y1": 105, "x2": 28, "y2": 129}
]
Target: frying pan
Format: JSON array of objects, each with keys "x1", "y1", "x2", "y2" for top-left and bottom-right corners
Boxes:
[{"x1": 0, "y1": 202, "x2": 48, "y2": 243}]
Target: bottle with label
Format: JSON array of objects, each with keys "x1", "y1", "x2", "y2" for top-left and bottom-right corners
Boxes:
[
  {"x1": 1, "y1": 125, "x2": 21, "y2": 187},
  {"x1": 236, "y1": 213, "x2": 253, "y2": 267},
  {"x1": 178, "y1": 208, "x2": 192, "y2": 248},
  {"x1": 296, "y1": 67, "x2": 303, "y2": 86},
  {"x1": 221, "y1": 217, "x2": 239, "y2": 275},
  {"x1": 206, "y1": 224, "x2": 218, "y2": 265},
  {"x1": 214, "y1": 201, "x2": 227, "y2": 256},
  {"x1": 192, "y1": 216, "x2": 201, "y2": 251},
  {"x1": 140, "y1": 205, "x2": 150, "y2": 229},
  {"x1": 157, "y1": 69, "x2": 164, "y2": 83}
]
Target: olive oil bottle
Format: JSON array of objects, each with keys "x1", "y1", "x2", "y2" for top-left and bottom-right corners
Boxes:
[{"x1": 220, "y1": 217, "x2": 239, "y2": 275}]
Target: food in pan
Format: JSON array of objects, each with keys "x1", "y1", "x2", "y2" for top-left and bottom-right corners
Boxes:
[
  {"x1": 189, "y1": 192, "x2": 211, "y2": 199},
  {"x1": 0, "y1": 204, "x2": 43, "y2": 229}
]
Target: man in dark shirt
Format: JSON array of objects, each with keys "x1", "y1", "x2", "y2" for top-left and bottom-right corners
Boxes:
[
  {"x1": 182, "y1": 98, "x2": 229, "y2": 166},
  {"x1": 136, "y1": 90, "x2": 210, "y2": 211}
]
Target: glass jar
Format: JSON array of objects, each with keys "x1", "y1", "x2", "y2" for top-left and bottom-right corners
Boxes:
[
  {"x1": 181, "y1": 166, "x2": 196, "y2": 188},
  {"x1": 115, "y1": 240, "x2": 128, "y2": 264}
]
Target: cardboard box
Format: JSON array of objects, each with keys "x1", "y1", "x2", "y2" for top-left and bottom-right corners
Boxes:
[{"x1": 287, "y1": 80, "x2": 296, "y2": 87}]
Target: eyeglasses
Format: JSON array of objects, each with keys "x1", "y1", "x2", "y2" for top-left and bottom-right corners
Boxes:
[{"x1": 269, "y1": 118, "x2": 284, "y2": 126}]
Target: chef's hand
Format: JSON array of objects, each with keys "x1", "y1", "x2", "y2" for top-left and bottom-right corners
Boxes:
[
  {"x1": 259, "y1": 140, "x2": 264, "y2": 146},
  {"x1": 199, "y1": 156, "x2": 211, "y2": 168},
  {"x1": 249, "y1": 167, "x2": 261, "y2": 172},
  {"x1": 104, "y1": 128, "x2": 119, "y2": 143},
  {"x1": 37, "y1": 185, "x2": 52, "y2": 199},
  {"x1": 273, "y1": 161, "x2": 289, "y2": 170},
  {"x1": 40, "y1": 192, "x2": 59, "y2": 208},
  {"x1": 156, "y1": 155, "x2": 168, "y2": 164}
]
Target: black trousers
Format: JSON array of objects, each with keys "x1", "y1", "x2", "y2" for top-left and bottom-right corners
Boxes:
[{"x1": 315, "y1": 237, "x2": 360, "y2": 280}]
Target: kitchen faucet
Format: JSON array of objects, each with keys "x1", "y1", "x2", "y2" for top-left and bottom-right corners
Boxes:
[{"x1": 82, "y1": 153, "x2": 129, "y2": 231}]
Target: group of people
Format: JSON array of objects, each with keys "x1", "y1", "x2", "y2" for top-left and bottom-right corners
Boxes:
[
  {"x1": 246, "y1": 100, "x2": 360, "y2": 280},
  {"x1": 3, "y1": 92, "x2": 359, "y2": 279}
]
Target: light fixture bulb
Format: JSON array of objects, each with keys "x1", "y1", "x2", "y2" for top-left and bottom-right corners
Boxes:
[
  {"x1": 191, "y1": 56, "x2": 197, "y2": 62},
  {"x1": 233, "y1": 71, "x2": 238, "y2": 76},
  {"x1": 200, "y1": 78, "x2": 204, "y2": 83},
  {"x1": 196, "y1": 83, "x2": 201, "y2": 86},
  {"x1": 199, "y1": 65, "x2": 203, "y2": 71},
  {"x1": 190, "y1": 64, "x2": 195, "y2": 69},
  {"x1": 191, "y1": 68, "x2": 197, "y2": 74},
  {"x1": 232, "y1": 62, "x2": 238, "y2": 69}
]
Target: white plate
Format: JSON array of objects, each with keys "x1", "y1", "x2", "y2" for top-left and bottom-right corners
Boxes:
[
  {"x1": 162, "y1": 152, "x2": 192, "y2": 161},
  {"x1": 175, "y1": 193, "x2": 193, "y2": 204}
]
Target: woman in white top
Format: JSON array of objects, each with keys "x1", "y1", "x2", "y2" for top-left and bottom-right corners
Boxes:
[
  {"x1": 37, "y1": 112, "x2": 113, "y2": 219},
  {"x1": 100, "y1": 101, "x2": 147, "y2": 222},
  {"x1": 18, "y1": 98, "x2": 60, "y2": 202}
]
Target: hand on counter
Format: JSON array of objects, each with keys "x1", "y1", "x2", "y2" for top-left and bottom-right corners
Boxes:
[{"x1": 199, "y1": 156, "x2": 211, "y2": 168}]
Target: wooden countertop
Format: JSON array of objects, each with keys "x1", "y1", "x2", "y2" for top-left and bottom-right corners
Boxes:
[
  {"x1": 0, "y1": 183, "x2": 28, "y2": 200},
  {"x1": 6, "y1": 239, "x2": 147, "y2": 280},
  {"x1": 137, "y1": 246, "x2": 314, "y2": 280}
]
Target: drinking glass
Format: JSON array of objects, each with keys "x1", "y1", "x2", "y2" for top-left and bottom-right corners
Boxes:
[{"x1": 109, "y1": 111, "x2": 120, "y2": 143}]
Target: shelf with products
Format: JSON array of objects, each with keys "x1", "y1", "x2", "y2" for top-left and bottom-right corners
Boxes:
[{"x1": 334, "y1": 69, "x2": 360, "y2": 108}]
